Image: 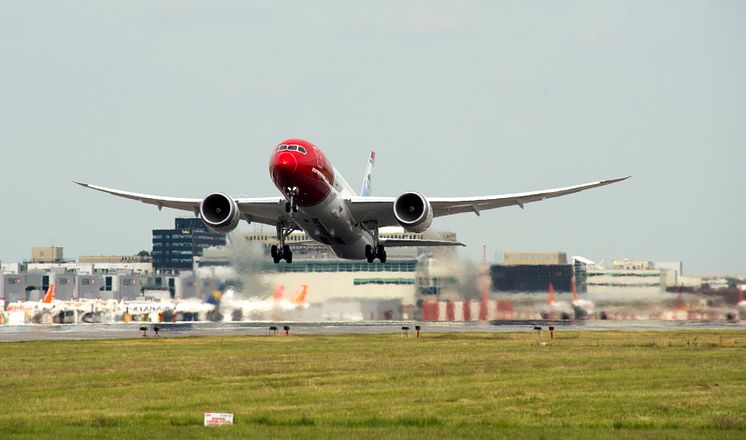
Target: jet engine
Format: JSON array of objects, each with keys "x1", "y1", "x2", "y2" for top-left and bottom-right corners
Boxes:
[
  {"x1": 394, "y1": 192, "x2": 433, "y2": 233},
  {"x1": 200, "y1": 193, "x2": 240, "y2": 233}
]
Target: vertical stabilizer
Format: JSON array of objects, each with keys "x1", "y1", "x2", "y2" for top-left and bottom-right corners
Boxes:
[
  {"x1": 571, "y1": 277, "x2": 578, "y2": 303},
  {"x1": 547, "y1": 282, "x2": 555, "y2": 305},
  {"x1": 42, "y1": 284, "x2": 55, "y2": 303},
  {"x1": 293, "y1": 284, "x2": 309, "y2": 304},
  {"x1": 360, "y1": 150, "x2": 375, "y2": 196},
  {"x1": 206, "y1": 283, "x2": 225, "y2": 306}
]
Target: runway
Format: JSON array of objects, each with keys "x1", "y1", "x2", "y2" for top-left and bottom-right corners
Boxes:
[{"x1": 1, "y1": 320, "x2": 744, "y2": 341}]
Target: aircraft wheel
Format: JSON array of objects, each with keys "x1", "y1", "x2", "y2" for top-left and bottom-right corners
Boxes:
[
  {"x1": 379, "y1": 250, "x2": 387, "y2": 264},
  {"x1": 283, "y1": 245, "x2": 292, "y2": 264},
  {"x1": 285, "y1": 202, "x2": 291, "y2": 213},
  {"x1": 271, "y1": 245, "x2": 281, "y2": 264}
]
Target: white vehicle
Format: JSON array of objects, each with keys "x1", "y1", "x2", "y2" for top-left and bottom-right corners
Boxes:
[{"x1": 76, "y1": 139, "x2": 628, "y2": 264}]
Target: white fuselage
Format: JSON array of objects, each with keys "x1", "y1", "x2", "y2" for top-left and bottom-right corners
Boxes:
[{"x1": 287, "y1": 167, "x2": 374, "y2": 259}]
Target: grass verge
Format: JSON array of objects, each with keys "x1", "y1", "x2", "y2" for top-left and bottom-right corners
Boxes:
[{"x1": 1, "y1": 330, "x2": 746, "y2": 439}]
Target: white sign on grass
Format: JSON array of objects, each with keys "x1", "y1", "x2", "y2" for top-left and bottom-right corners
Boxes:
[{"x1": 204, "y1": 412, "x2": 234, "y2": 427}]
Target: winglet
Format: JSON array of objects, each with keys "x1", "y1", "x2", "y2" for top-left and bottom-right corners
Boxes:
[
  {"x1": 602, "y1": 176, "x2": 632, "y2": 185},
  {"x1": 360, "y1": 150, "x2": 375, "y2": 196}
]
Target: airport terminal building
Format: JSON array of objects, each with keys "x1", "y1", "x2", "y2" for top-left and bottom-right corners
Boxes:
[{"x1": 152, "y1": 218, "x2": 226, "y2": 272}]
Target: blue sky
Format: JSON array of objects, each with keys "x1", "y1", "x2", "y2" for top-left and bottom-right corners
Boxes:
[{"x1": 1, "y1": 1, "x2": 744, "y2": 275}]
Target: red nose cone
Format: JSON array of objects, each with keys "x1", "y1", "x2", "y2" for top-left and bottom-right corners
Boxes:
[
  {"x1": 276, "y1": 152, "x2": 297, "y2": 172},
  {"x1": 271, "y1": 152, "x2": 298, "y2": 188}
]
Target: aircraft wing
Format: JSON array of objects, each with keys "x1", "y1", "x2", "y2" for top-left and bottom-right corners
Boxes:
[
  {"x1": 73, "y1": 181, "x2": 289, "y2": 227},
  {"x1": 347, "y1": 177, "x2": 630, "y2": 226},
  {"x1": 381, "y1": 238, "x2": 465, "y2": 247}
]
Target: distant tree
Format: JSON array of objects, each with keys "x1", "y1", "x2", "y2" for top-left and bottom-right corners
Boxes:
[{"x1": 137, "y1": 250, "x2": 150, "y2": 257}]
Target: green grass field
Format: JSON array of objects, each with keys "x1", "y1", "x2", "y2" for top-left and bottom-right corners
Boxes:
[{"x1": 2, "y1": 330, "x2": 746, "y2": 439}]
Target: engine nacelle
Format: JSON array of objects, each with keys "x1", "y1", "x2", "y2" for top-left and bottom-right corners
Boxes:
[
  {"x1": 199, "y1": 193, "x2": 240, "y2": 234},
  {"x1": 394, "y1": 192, "x2": 433, "y2": 233}
]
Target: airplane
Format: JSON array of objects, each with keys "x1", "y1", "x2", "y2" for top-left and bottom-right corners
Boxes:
[
  {"x1": 570, "y1": 277, "x2": 594, "y2": 319},
  {"x1": 6, "y1": 284, "x2": 57, "y2": 314},
  {"x1": 120, "y1": 285, "x2": 227, "y2": 322},
  {"x1": 540, "y1": 282, "x2": 573, "y2": 320},
  {"x1": 221, "y1": 284, "x2": 310, "y2": 321},
  {"x1": 75, "y1": 138, "x2": 629, "y2": 264}
]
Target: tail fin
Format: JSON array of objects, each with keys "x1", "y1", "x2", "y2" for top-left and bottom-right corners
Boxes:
[
  {"x1": 739, "y1": 285, "x2": 744, "y2": 304},
  {"x1": 42, "y1": 284, "x2": 55, "y2": 303},
  {"x1": 273, "y1": 284, "x2": 285, "y2": 302},
  {"x1": 571, "y1": 277, "x2": 578, "y2": 303},
  {"x1": 206, "y1": 282, "x2": 225, "y2": 306},
  {"x1": 293, "y1": 284, "x2": 309, "y2": 304},
  {"x1": 360, "y1": 150, "x2": 375, "y2": 196},
  {"x1": 547, "y1": 282, "x2": 555, "y2": 305}
]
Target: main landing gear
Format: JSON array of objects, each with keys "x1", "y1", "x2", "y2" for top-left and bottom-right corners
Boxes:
[
  {"x1": 271, "y1": 244, "x2": 292, "y2": 264},
  {"x1": 365, "y1": 244, "x2": 387, "y2": 264},
  {"x1": 272, "y1": 222, "x2": 294, "y2": 264},
  {"x1": 363, "y1": 221, "x2": 387, "y2": 263}
]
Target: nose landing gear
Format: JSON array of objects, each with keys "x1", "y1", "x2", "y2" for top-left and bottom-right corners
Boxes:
[{"x1": 284, "y1": 187, "x2": 299, "y2": 213}]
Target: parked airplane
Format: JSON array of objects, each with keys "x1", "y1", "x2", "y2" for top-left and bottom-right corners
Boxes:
[
  {"x1": 541, "y1": 282, "x2": 573, "y2": 320},
  {"x1": 571, "y1": 277, "x2": 594, "y2": 319},
  {"x1": 75, "y1": 138, "x2": 628, "y2": 263},
  {"x1": 6, "y1": 284, "x2": 57, "y2": 313},
  {"x1": 221, "y1": 284, "x2": 310, "y2": 320}
]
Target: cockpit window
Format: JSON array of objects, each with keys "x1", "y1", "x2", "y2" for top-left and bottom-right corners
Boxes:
[{"x1": 276, "y1": 144, "x2": 307, "y2": 154}]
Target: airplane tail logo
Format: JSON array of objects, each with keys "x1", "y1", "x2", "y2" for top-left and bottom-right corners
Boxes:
[
  {"x1": 206, "y1": 282, "x2": 225, "y2": 306},
  {"x1": 293, "y1": 284, "x2": 309, "y2": 304},
  {"x1": 547, "y1": 282, "x2": 555, "y2": 305},
  {"x1": 360, "y1": 150, "x2": 375, "y2": 196},
  {"x1": 42, "y1": 284, "x2": 55, "y2": 303}
]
